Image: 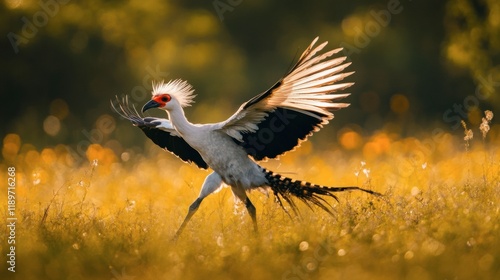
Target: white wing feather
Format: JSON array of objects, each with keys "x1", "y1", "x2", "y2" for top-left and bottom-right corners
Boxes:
[{"x1": 218, "y1": 37, "x2": 353, "y2": 142}]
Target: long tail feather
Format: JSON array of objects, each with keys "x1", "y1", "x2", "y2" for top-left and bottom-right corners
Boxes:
[{"x1": 263, "y1": 168, "x2": 381, "y2": 216}]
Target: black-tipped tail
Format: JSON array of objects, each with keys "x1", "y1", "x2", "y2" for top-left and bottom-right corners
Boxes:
[{"x1": 263, "y1": 168, "x2": 381, "y2": 216}]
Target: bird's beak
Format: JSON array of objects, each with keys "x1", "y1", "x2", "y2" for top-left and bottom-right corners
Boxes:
[{"x1": 142, "y1": 100, "x2": 160, "y2": 112}]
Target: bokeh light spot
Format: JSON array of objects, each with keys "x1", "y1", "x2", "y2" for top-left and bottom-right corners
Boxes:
[
  {"x1": 121, "y1": 152, "x2": 131, "y2": 162},
  {"x1": 362, "y1": 133, "x2": 391, "y2": 159},
  {"x1": 339, "y1": 129, "x2": 363, "y2": 150},
  {"x1": 2, "y1": 133, "x2": 21, "y2": 161},
  {"x1": 390, "y1": 94, "x2": 409, "y2": 114},
  {"x1": 43, "y1": 115, "x2": 61, "y2": 136},
  {"x1": 41, "y1": 148, "x2": 57, "y2": 165},
  {"x1": 299, "y1": 241, "x2": 309, "y2": 251},
  {"x1": 338, "y1": 249, "x2": 346, "y2": 256},
  {"x1": 341, "y1": 15, "x2": 363, "y2": 37},
  {"x1": 184, "y1": 12, "x2": 218, "y2": 37},
  {"x1": 25, "y1": 150, "x2": 40, "y2": 165},
  {"x1": 447, "y1": 42, "x2": 470, "y2": 67},
  {"x1": 152, "y1": 38, "x2": 176, "y2": 63},
  {"x1": 306, "y1": 262, "x2": 317, "y2": 271},
  {"x1": 86, "y1": 144, "x2": 117, "y2": 167},
  {"x1": 404, "y1": 250, "x2": 414, "y2": 260}
]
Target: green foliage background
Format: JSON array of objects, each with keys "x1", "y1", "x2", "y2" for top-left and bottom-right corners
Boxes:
[{"x1": 1, "y1": 0, "x2": 499, "y2": 152}]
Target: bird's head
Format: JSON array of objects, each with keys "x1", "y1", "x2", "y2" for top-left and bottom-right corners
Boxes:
[{"x1": 142, "y1": 79, "x2": 196, "y2": 112}]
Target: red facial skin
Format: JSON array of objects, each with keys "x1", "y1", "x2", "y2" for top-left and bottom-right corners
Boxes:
[{"x1": 153, "y1": 94, "x2": 171, "y2": 107}]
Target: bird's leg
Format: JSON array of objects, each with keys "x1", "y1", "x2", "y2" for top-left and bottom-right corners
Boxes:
[
  {"x1": 231, "y1": 185, "x2": 259, "y2": 234},
  {"x1": 173, "y1": 197, "x2": 203, "y2": 240},
  {"x1": 173, "y1": 172, "x2": 223, "y2": 241},
  {"x1": 244, "y1": 197, "x2": 258, "y2": 234}
]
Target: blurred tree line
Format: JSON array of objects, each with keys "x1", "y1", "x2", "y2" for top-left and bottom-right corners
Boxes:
[{"x1": 0, "y1": 0, "x2": 498, "y2": 155}]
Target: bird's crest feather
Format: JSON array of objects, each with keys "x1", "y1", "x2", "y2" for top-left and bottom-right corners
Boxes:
[{"x1": 153, "y1": 79, "x2": 196, "y2": 107}]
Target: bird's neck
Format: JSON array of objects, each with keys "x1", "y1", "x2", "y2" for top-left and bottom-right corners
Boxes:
[{"x1": 167, "y1": 106, "x2": 196, "y2": 136}]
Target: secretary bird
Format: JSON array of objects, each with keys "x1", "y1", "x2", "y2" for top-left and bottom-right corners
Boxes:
[{"x1": 112, "y1": 37, "x2": 381, "y2": 239}]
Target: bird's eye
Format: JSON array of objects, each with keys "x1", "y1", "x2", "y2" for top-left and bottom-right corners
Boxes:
[{"x1": 161, "y1": 95, "x2": 171, "y2": 102}]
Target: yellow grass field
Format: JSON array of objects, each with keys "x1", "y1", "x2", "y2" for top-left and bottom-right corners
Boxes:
[{"x1": 1, "y1": 125, "x2": 499, "y2": 280}]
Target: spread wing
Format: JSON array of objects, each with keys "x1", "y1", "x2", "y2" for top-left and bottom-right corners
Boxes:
[
  {"x1": 217, "y1": 37, "x2": 353, "y2": 160},
  {"x1": 111, "y1": 97, "x2": 208, "y2": 169}
]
